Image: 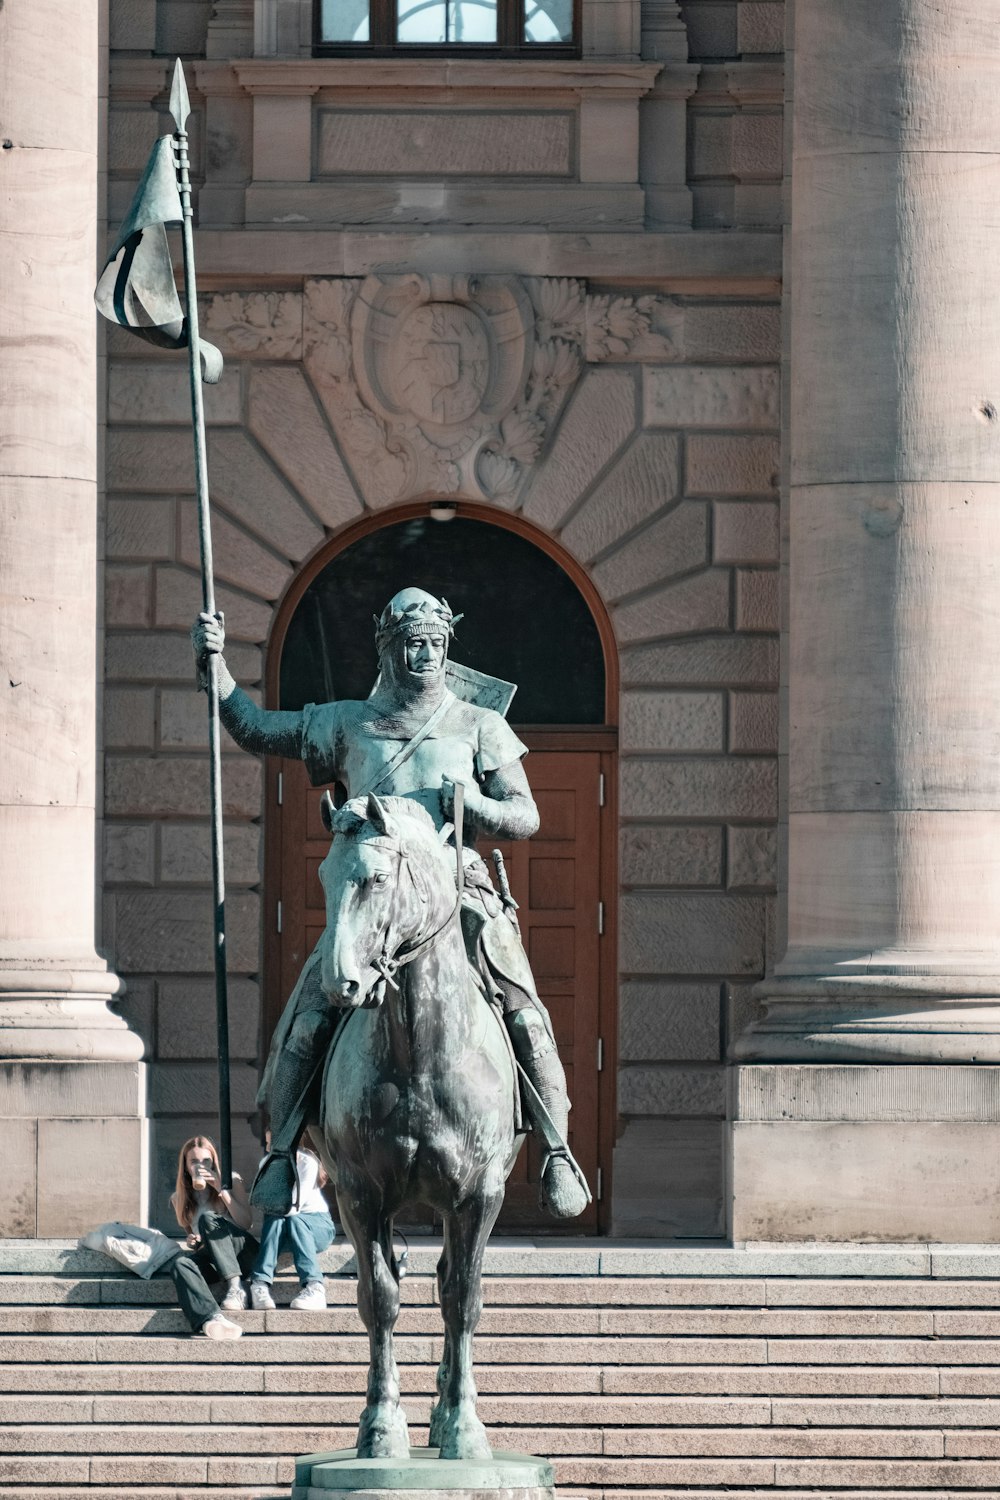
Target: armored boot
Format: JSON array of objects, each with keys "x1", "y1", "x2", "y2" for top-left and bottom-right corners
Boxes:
[
  {"x1": 507, "y1": 1006, "x2": 591, "y2": 1219},
  {"x1": 251, "y1": 1006, "x2": 338, "y2": 1215}
]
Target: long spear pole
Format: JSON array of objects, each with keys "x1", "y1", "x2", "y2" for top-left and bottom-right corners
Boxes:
[{"x1": 169, "y1": 60, "x2": 232, "y2": 1189}]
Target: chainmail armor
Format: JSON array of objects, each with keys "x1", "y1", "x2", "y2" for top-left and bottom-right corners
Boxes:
[{"x1": 218, "y1": 676, "x2": 305, "y2": 759}]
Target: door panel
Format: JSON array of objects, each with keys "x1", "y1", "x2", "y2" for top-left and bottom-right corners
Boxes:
[
  {"x1": 269, "y1": 748, "x2": 604, "y2": 1233},
  {"x1": 490, "y1": 752, "x2": 601, "y2": 1231}
]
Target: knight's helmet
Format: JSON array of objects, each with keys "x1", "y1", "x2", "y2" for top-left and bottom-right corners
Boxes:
[
  {"x1": 371, "y1": 586, "x2": 517, "y2": 716},
  {"x1": 374, "y1": 588, "x2": 462, "y2": 661}
]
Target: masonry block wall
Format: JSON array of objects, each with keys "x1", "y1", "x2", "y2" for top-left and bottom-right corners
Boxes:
[{"x1": 103, "y1": 0, "x2": 783, "y2": 1234}]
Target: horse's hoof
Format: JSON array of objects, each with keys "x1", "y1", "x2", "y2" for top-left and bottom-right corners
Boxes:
[
  {"x1": 539, "y1": 1156, "x2": 589, "y2": 1219},
  {"x1": 357, "y1": 1404, "x2": 410, "y2": 1460},
  {"x1": 431, "y1": 1405, "x2": 492, "y2": 1461}
]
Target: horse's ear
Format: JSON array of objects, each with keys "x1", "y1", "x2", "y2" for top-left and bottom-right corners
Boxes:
[
  {"x1": 366, "y1": 792, "x2": 396, "y2": 837},
  {"x1": 320, "y1": 791, "x2": 336, "y2": 834}
]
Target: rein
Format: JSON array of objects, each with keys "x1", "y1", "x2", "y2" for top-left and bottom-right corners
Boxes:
[{"x1": 374, "y1": 782, "x2": 465, "y2": 992}]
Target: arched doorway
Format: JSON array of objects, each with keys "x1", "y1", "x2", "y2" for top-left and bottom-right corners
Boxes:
[{"x1": 264, "y1": 501, "x2": 618, "y2": 1232}]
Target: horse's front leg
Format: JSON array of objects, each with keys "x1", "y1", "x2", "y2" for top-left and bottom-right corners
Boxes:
[
  {"x1": 429, "y1": 1183, "x2": 504, "y2": 1461},
  {"x1": 338, "y1": 1184, "x2": 410, "y2": 1459}
]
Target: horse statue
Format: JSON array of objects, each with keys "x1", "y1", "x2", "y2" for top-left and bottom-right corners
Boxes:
[{"x1": 313, "y1": 789, "x2": 519, "y2": 1462}]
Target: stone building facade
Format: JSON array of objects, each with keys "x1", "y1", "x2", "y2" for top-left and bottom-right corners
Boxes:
[{"x1": 4, "y1": 0, "x2": 997, "y2": 1244}]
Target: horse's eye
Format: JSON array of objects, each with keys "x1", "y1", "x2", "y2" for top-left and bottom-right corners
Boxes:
[{"x1": 371, "y1": 872, "x2": 389, "y2": 887}]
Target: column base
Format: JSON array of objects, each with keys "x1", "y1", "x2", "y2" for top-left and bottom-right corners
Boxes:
[
  {"x1": 730, "y1": 1063, "x2": 1000, "y2": 1241},
  {"x1": 0, "y1": 950, "x2": 144, "y2": 1063},
  {"x1": 1, "y1": 1060, "x2": 147, "y2": 1237},
  {"x1": 735, "y1": 970, "x2": 1000, "y2": 1062}
]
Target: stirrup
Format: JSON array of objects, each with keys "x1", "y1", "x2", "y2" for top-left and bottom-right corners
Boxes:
[
  {"x1": 540, "y1": 1147, "x2": 592, "y2": 1205},
  {"x1": 249, "y1": 1149, "x2": 299, "y2": 1213}
]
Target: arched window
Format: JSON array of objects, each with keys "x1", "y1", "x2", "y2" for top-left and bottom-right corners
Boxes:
[{"x1": 279, "y1": 513, "x2": 606, "y2": 725}]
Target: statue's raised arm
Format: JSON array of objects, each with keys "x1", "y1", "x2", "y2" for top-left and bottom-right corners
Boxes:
[{"x1": 191, "y1": 610, "x2": 305, "y2": 758}]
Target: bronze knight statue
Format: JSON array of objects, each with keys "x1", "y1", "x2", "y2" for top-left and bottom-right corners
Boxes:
[{"x1": 191, "y1": 588, "x2": 590, "y2": 1223}]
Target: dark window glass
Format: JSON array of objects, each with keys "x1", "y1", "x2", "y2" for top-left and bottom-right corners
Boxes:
[{"x1": 279, "y1": 517, "x2": 605, "y2": 725}]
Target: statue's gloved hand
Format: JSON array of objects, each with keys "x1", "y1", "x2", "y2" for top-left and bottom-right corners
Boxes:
[
  {"x1": 191, "y1": 611, "x2": 226, "y2": 692},
  {"x1": 442, "y1": 776, "x2": 507, "y2": 838},
  {"x1": 441, "y1": 776, "x2": 478, "y2": 825},
  {"x1": 191, "y1": 610, "x2": 225, "y2": 664}
]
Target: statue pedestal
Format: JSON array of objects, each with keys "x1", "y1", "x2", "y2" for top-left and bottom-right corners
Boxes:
[{"x1": 292, "y1": 1448, "x2": 554, "y2": 1500}]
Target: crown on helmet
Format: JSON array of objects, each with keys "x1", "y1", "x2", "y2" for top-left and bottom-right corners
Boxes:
[{"x1": 373, "y1": 589, "x2": 463, "y2": 658}]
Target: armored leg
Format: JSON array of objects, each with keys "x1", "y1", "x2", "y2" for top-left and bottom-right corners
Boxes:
[
  {"x1": 506, "y1": 1004, "x2": 590, "y2": 1219},
  {"x1": 251, "y1": 1004, "x2": 339, "y2": 1215}
]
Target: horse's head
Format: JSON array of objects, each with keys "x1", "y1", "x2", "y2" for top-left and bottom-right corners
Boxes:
[{"x1": 316, "y1": 792, "x2": 448, "y2": 1007}]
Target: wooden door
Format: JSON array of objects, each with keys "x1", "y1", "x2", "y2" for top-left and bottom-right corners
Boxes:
[
  {"x1": 267, "y1": 748, "x2": 609, "y2": 1234},
  {"x1": 490, "y1": 752, "x2": 601, "y2": 1232}
]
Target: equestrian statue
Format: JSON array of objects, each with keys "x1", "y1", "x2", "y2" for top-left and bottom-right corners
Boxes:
[{"x1": 191, "y1": 588, "x2": 589, "y2": 1459}]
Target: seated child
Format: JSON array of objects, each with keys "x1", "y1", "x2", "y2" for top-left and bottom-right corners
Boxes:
[{"x1": 250, "y1": 1131, "x2": 335, "y2": 1311}]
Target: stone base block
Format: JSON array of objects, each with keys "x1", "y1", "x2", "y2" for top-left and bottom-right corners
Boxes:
[
  {"x1": 1, "y1": 1062, "x2": 147, "y2": 1237},
  {"x1": 730, "y1": 1064, "x2": 1000, "y2": 1242},
  {"x1": 293, "y1": 1449, "x2": 553, "y2": 1500}
]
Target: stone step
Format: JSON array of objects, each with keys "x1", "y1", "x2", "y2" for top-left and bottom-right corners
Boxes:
[
  {"x1": 6, "y1": 1330, "x2": 1000, "y2": 1365},
  {"x1": 10, "y1": 1452, "x2": 1000, "y2": 1491},
  {"x1": 2, "y1": 1490, "x2": 997, "y2": 1500},
  {"x1": 0, "y1": 1303, "x2": 964, "y2": 1336},
  {"x1": 8, "y1": 1271, "x2": 1000, "y2": 1308},
  {"x1": 0, "y1": 1423, "x2": 601, "y2": 1456},
  {"x1": 20, "y1": 1238, "x2": 997, "y2": 1279},
  {"x1": 0, "y1": 1393, "x2": 773, "y2": 1425},
  {"x1": 7, "y1": 1392, "x2": 1000, "y2": 1428},
  {"x1": 5, "y1": 1421, "x2": 996, "y2": 1458},
  {"x1": 0, "y1": 1360, "x2": 974, "y2": 1396}
]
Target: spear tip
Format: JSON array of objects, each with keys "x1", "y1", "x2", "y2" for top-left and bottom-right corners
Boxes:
[{"x1": 169, "y1": 58, "x2": 191, "y2": 133}]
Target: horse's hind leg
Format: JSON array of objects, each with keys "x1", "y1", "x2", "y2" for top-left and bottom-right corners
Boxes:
[
  {"x1": 339, "y1": 1186, "x2": 410, "y2": 1459},
  {"x1": 430, "y1": 1185, "x2": 504, "y2": 1461}
]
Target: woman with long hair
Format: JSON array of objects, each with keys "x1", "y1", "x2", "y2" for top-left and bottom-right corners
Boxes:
[{"x1": 167, "y1": 1135, "x2": 258, "y2": 1339}]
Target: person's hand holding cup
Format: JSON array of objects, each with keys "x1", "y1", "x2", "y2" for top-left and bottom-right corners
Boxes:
[{"x1": 190, "y1": 1156, "x2": 214, "y2": 1192}]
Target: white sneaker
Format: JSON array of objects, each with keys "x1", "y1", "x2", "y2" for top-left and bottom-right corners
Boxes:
[
  {"x1": 200, "y1": 1314, "x2": 242, "y2": 1340},
  {"x1": 250, "y1": 1281, "x2": 276, "y2": 1310},
  {"x1": 290, "y1": 1280, "x2": 326, "y2": 1310},
  {"x1": 220, "y1": 1282, "x2": 248, "y2": 1312}
]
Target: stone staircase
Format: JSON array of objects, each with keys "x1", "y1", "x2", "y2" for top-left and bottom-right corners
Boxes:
[{"x1": 2, "y1": 1240, "x2": 1000, "y2": 1498}]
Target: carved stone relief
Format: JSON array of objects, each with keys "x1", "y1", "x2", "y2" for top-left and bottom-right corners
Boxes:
[
  {"x1": 203, "y1": 291, "x2": 304, "y2": 359},
  {"x1": 283, "y1": 274, "x2": 677, "y2": 508}
]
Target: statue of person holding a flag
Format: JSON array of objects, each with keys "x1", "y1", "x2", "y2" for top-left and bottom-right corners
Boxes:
[{"x1": 191, "y1": 589, "x2": 590, "y2": 1222}]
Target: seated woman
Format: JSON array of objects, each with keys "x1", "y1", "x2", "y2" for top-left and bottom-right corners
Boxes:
[
  {"x1": 168, "y1": 1135, "x2": 259, "y2": 1339},
  {"x1": 250, "y1": 1131, "x2": 335, "y2": 1311}
]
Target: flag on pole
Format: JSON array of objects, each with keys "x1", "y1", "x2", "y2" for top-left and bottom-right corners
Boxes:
[{"x1": 95, "y1": 132, "x2": 223, "y2": 383}]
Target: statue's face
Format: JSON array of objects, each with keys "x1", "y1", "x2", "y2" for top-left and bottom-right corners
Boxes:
[
  {"x1": 380, "y1": 629, "x2": 447, "y2": 695},
  {"x1": 404, "y1": 633, "x2": 447, "y2": 677}
]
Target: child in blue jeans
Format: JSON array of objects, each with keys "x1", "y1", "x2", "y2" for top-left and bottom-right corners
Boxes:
[{"x1": 250, "y1": 1132, "x2": 335, "y2": 1311}]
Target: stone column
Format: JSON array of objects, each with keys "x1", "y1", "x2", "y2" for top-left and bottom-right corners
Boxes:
[
  {"x1": 0, "y1": 0, "x2": 144, "y2": 1235},
  {"x1": 638, "y1": 0, "x2": 698, "y2": 228},
  {"x1": 731, "y1": 0, "x2": 1000, "y2": 1239}
]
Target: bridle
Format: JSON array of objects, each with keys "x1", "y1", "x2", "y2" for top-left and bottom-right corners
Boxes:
[{"x1": 371, "y1": 783, "x2": 465, "y2": 995}]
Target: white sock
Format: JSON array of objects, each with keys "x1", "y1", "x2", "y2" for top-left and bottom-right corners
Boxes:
[{"x1": 226, "y1": 1274, "x2": 241, "y2": 1290}]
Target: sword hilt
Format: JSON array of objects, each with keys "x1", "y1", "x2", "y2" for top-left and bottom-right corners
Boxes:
[{"x1": 492, "y1": 848, "x2": 519, "y2": 911}]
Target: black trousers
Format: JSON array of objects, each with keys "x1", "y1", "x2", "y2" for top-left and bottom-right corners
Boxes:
[{"x1": 167, "y1": 1212, "x2": 259, "y2": 1332}]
